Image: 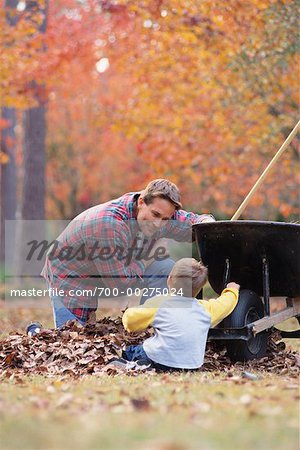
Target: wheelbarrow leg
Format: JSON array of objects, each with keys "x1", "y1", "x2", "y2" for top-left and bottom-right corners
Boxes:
[
  {"x1": 262, "y1": 255, "x2": 270, "y2": 316},
  {"x1": 223, "y1": 258, "x2": 231, "y2": 289}
]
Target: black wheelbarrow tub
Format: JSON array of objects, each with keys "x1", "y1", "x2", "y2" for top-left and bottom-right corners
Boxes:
[{"x1": 193, "y1": 221, "x2": 300, "y2": 298}]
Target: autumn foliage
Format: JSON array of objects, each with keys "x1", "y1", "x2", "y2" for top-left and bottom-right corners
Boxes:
[{"x1": 1, "y1": 0, "x2": 299, "y2": 220}]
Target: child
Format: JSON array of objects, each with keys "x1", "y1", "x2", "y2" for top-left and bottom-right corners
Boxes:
[{"x1": 118, "y1": 258, "x2": 240, "y2": 371}]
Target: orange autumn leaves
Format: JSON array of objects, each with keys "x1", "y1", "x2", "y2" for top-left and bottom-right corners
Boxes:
[
  {"x1": 1, "y1": 0, "x2": 299, "y2": 219},
  {"x1": 107, "y1": 0, "x2": 299, "y2": 218}
]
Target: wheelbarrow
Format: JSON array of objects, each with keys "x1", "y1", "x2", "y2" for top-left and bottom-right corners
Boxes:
[{"x1": 194, "y1": 220, "x2": 300, "y2": 362}]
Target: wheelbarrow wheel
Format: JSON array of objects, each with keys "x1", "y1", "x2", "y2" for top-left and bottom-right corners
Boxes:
[{"x1": 224, "y1": 289, "x2": 268, "y2": 362}]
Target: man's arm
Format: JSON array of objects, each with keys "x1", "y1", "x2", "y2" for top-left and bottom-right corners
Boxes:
[
  {"x1": 162, "y1": 210, "x2": 215, "y2": 242},
  {"x1": 198, "y1": 282, "x2": 240, "y2": 328}
]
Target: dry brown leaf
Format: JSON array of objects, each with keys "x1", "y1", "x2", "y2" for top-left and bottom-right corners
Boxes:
[
  {"x1": 131, "y1": 397, "x2": 151, "y2": 411},
  {"x1": 0, "y1": 317, "x2": 299, "y2": 378}
]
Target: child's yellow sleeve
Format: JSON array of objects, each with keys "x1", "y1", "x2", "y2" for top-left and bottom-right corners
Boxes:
[
  {"x1": 122, "y1": 296, "x2": 165, "y2": 332},
  {"x1": 198, "y1": 288, "x2": 239, "y2": 328},
  {"x1": 122, "y1": 307, "x2": 158, "y2": 332}
]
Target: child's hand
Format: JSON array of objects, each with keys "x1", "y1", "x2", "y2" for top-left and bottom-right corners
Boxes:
[{"x1": 226, "y1": 282, "x2": 240, "y2": 290}]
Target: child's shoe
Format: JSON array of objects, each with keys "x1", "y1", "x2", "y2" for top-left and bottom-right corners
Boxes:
[{"x1": 26, "y1": 322, "x2": 43, "y2": 337}]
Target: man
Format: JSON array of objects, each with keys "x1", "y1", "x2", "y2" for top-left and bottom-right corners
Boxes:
[{"x1": 41, "y1": 179, "x2": 214, "y2": 328}]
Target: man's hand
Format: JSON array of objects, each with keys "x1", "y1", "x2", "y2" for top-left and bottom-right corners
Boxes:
[
  {"x1": 226, "y1": 282, "x2": 240, "y2": 291},
  {"x1": 200, "y1": 215, "x2": 215, "y2": 223}
]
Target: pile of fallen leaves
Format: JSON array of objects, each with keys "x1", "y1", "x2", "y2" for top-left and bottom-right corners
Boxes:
[{"x1": 0, "y1": 317, "x2": 299, "y2": 377}]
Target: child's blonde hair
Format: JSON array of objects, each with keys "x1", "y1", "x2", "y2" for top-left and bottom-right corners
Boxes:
[{"x1": 169, "y1": 258, "x2": 208, "y2": 297}]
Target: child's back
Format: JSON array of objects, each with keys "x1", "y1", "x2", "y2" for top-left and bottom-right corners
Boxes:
[{"x1": 143, "y1": 295, "x2": 211, "y2": 369}]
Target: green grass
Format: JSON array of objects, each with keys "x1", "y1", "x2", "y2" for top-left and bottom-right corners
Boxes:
[{"x1": 0, "y1": 373, "x2": 299, "y2": 450}]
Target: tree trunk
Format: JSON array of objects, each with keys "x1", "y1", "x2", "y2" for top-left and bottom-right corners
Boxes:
[
  {"x1": 0, "y1": 108, "x2": 17, "y2": 263},
  {"x1": 22, "y1": 106, "x2": 46, "y2": 219},
  {"x1": 0, "y1": 0, "x2": 19, "y2": 264},
  {"x1": 21, "y1": 0, "x2": 49, "y2": 221},
  {"x1": 18, "y1": 1, "x2": 49, "y2": 284}
]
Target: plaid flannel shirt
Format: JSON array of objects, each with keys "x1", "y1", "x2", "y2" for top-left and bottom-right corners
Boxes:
[{"x1": 41, "y1": 192, "x2": 213, "y2": 322}]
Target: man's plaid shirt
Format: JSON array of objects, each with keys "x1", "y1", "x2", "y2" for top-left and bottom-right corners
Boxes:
[{"x1": 41, "y1": 192, "x2": 213, "y2": 322}]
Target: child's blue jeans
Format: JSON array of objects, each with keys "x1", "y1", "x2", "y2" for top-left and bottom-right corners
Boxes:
[
  {"x1": 122, "y1": 344, "x2": 181, "y2": 371},
  {"x1": 122, "y1": 344, "x2": 150, "y2": 362}
]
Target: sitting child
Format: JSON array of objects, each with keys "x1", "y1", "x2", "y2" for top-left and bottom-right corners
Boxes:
[{"x1": 119, "y1": 258, "x2": 240, "y2": 371}]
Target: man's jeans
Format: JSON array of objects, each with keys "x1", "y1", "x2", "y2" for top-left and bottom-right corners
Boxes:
[
  {"x1": 52, "y1": 296, "x2": 86, "y2": 329},
  {"x1": 51, "y1": 258, "x2": 175, "y2": 328},
  {"x1": 140, "y1": 258, "x2": 174, "y2": 304}
]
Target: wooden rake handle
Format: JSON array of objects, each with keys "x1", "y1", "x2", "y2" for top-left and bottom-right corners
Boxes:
[{"x1": 231, "y1": 120, "x2": 300, "y2": 221}]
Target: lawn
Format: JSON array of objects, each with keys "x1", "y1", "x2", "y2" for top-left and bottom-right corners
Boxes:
[
  {"x1": 0, "y1": 372, "x2": 299, "y2": 450},
  {"x1": 0, "y1": 303, "x2": 299, "y2": 450}
]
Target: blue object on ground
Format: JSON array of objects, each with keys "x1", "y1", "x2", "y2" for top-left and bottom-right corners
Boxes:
[{"x1": 26, "y1": 322, "x2": 43, "y2": 337}]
